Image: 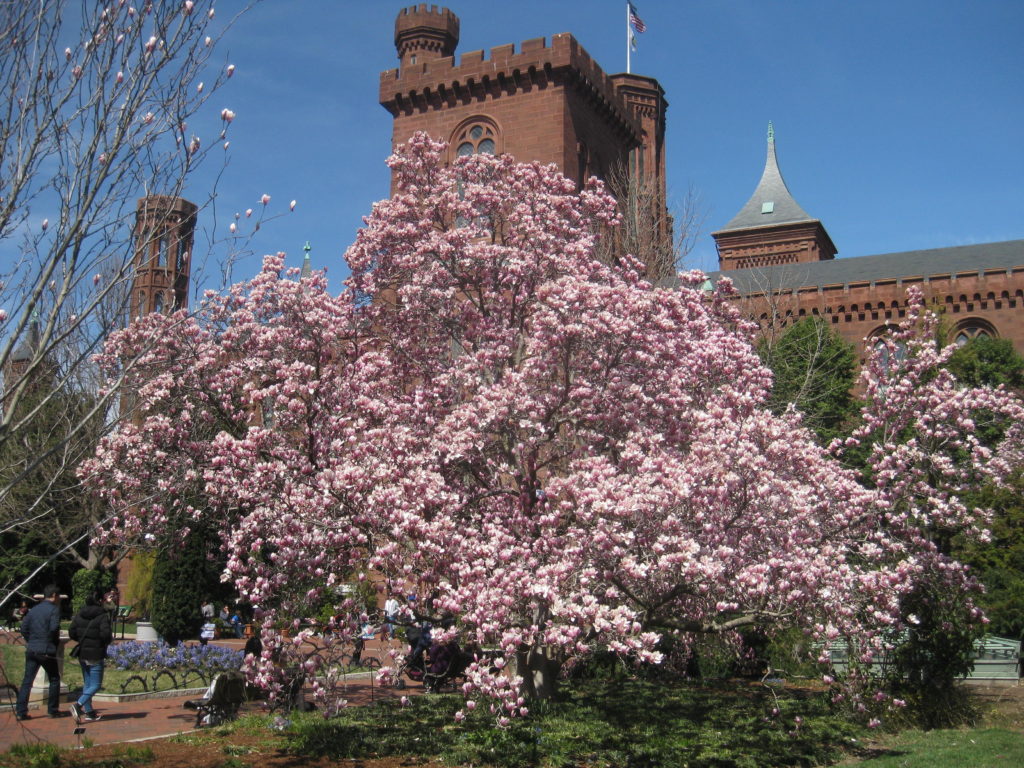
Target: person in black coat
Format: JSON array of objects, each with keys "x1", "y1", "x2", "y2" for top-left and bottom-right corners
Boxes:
[
  {"x1": 15, "y1": 585, "x2": 62, "y2": 720},
  {"x1": 68, "y1": 590, "x2": 114, "y2": 722}
]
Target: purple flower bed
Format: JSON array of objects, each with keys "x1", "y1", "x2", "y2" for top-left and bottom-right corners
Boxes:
[{"x1": 107, "y1": 640, "x2": 245, "y2": 691}]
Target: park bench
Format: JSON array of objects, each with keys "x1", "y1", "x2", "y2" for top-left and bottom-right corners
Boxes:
[{"x1": 186, "y1": 671, "x2": 247, "y2": 727}]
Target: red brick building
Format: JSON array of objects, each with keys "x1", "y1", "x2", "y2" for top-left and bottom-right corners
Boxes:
[
  {"x1": 132, "y1": 195, "x2": 198, "y2": 319},
  {"x1": 711, "y1": 126, "x2": 1024, "y2": 356},
  {"x1": 380, "y1": 4, "x2": 666, "y2": 221}
]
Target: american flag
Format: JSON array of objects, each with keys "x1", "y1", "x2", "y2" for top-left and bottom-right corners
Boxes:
[{"x1": 628, "y1": 3, "x2": 647, "y2": 34}]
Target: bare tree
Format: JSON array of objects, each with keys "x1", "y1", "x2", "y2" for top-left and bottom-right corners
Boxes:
[
  {"x1": 598, "y1": 161, "x2": 706, "y2": 284},
  {"x1": 0, "y1": 0, "x2": 255, "y2": 608}
]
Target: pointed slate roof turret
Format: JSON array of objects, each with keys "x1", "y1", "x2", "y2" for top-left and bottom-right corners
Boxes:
[
  {"x1": 713, "y1": 123, "x2": 836, "y2": 272},
  {"x1": 300, "y1": 241, "x2": 313, "y2": 280}
]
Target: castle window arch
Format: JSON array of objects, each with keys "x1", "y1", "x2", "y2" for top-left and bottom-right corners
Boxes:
[
  {"x1": 868, "y1": 324, "x2": 904, "y2": 371},
  {"x1": 951, "y1": 317, "x2": 997, "y2": 347},
  {"x1": 451, "y1": 116, "x2": 502, "y2": 161},
  {"x1": 153, "y1": 291, "x2": 164, "y2": 315},
  {"x1": 157, "y1": 234, "x2": 170, "y2": 268}
]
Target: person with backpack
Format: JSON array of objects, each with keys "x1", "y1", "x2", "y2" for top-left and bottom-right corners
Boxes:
[{"x1": 68, "y1": 590, "x2": 114, "y2": 722}]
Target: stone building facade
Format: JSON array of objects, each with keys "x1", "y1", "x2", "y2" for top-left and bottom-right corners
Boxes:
[
  {"x1": 380, "y1": 4, "x2": 667, "y2": 218},
  {"x1": 711, "y1": 128, "x2": 1024, "y2": 356},
  {"x1": 132, "y1": 195, "x2": 198, "y2": 319}
]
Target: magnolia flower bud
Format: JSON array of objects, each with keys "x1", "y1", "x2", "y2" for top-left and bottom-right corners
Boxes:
[
  {"x1": 289, "y1": 200, "x2": 296, "y2": 211},
  {"x1": 226, "y1": 64, "x2": 235, "y2": 77},
  {"x1": 220, "y1": 108, "x2": 235, "y2": 122},
  {"x1": 260, "y1": 194, "x2": 270, "y2": 205},
  {"x1": 196, "y1": 81, "x2": 204, "y2": 93},
  {"x1": 183, "y1": 0, "x2": 194, "y2": 14}
]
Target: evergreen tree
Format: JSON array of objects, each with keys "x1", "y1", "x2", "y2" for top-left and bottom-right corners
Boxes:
[
  {"x1": 150, "y1": 521, "x2": 222, "y2": 645},
  {"x1": 758, "y1": 316, "x2": 858, "y2": 444}
]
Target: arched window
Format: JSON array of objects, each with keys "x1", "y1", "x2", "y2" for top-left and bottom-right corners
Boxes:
[
  {"x1": 869, "y1": 325, "x2": 905, "y2": 371},
  {"x1": 176, "y1": 240, "x2": 189, "y2": 273},
  {"x1": 451, "y1": 117, "x2": 501, "y2": 160},
  {"x1": 157, "y1": 234, "x2": 170, "y2": 268},
  {"x1": 951, "y1": 318, "x2": 996, "y2": 347},
  {"x1": 153, "y1": 292, "x2": 164, "y2": 314}
]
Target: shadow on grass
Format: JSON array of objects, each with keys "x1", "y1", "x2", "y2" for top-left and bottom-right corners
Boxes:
[{"x1": 282, "y1": 678, "x2": 863, "y2": 767}]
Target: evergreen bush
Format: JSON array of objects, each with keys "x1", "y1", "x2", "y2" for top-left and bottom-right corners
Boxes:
[{"x1": 70, "y1": 567, "x2": 116, "y2": 615}]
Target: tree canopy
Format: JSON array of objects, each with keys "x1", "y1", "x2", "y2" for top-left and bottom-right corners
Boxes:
[{"x1": 84, "y1": 135, "x2": 1024, "y2": 722}]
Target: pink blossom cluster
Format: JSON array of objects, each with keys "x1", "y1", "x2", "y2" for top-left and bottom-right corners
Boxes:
[{"x1": 83, "y1": 134, "x2": 1024, "y2": 721}]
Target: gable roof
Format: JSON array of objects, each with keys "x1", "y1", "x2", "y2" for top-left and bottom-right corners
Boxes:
[{"x1": 707, "y1": 240, "x2": 1024, "y2": 293}]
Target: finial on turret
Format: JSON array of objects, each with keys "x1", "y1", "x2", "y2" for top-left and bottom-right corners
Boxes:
[
  {"x1": 301, "y1": 241, "x2": 312, "y2": 280},
  {"x1": 767, "y1": 121, "x2": 774, "y2": 143}
]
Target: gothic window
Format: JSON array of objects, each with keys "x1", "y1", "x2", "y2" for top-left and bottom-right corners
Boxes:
[
  {"x1": 158, "y1": 234, "x2": 170, "y2": 268},
  {"x1": 138, "y1": 290, "x2": 146, "y2": 317},
  {"x1": 176, "y1": 239, "x2": 188, "y2": 273},
  {"x1": 952, "y1": 318, "x2": 996, "y2": 347},
  {"x1": 153, "y1": 292, "x2": 164, "y2": 314},
  {"x1": 452, "y1": 118, "x2": 500, "y2": 159}
]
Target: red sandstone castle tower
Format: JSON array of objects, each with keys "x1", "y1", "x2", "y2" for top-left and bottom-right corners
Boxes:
[
  {"x1": 380, "y1": 4, "x2": 669, "y2": 247},
  {"x1": 132, "y1": 195, "x2": 198, "y2": 317}
]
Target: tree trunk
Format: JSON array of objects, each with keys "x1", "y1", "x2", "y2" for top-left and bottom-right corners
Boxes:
[{"x1": 516, "y1": 643, "x2": 562, "y2": 701}]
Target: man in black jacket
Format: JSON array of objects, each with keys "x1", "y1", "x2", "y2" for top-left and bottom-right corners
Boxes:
[{"x1": 15, "y1": 584, "x2": 63, "y2": 720}]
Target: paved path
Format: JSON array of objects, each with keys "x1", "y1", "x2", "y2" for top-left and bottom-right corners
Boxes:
[{"x1": 1, "y1": 635, "x2": 421, "y2": 751}]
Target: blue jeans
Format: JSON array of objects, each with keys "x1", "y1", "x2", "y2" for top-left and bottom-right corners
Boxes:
[
  {"x1": 77, "y1": 660, "x2": 105, "y2": 713},
  {"x1": 17, "y1": 651, "x2": 61, "y2": 717}
]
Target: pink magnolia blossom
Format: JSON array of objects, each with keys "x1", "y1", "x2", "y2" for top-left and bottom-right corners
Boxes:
[
  {"x1": 221, "y1": 108, "x2": 235, "y2": 122},
  {"x1": 226, "y1": 63, "x2": 234, "y2": 77},
  {"x1": 85, "y1": 133, "x2": 1024, "y2": 723},
  {"x1": 289, "y1": 200, "x2": 296, "y2": 211}
]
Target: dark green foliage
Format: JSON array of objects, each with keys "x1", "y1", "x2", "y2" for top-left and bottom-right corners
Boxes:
[
  {"x1": 0, "y1": 384, "x2": 100, "y2": 597},
  {"x1": 70, "y1": 568, "x2": 116, "y2": 615},
  {"x1": 758, "y1": 317, "x2": 858, "y2": 445},
  {"x1": 151, "y1": 521, "x2": 222, "y2": 645},
  {"x1": 887, "y1": 580, "x2": 984, "y2": 729},
  {"x1": 284, "y1": 678, "x2": 862, "y2": 768},
  {"x1": 955, "y1": 470, "x2": 1024, "y2": 640},
  {"x1": 946, "y1": 336, "x2": 1024, "y2": 391}
]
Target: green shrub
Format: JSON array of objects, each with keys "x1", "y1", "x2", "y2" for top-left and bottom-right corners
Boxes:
[
  {"x1": 151, "y1": 522, "x2": 220, "y2": 644},
  {"x1": 70, "y1": 567, "x2": 116, "y2": 615}
]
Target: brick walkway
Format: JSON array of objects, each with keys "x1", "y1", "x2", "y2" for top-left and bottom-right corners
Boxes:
[{"x1": 0, "y1": 636, "x2": 421, "y2": 751}]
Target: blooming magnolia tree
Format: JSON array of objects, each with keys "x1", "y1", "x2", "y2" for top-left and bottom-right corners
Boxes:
[{"x1": 85, "y1": 134, "x2": 1023, "y2": 722}]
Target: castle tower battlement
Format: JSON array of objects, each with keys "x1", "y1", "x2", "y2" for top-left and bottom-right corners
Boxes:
[
  {"x1": 382, "y1": 31, "x2": 643, "y2": 147},
  {"x1": 394, "y1": 4, "x2": 460, "y2": 70}
]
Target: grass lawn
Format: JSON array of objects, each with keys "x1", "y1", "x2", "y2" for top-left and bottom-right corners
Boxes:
[
  {"x1": 839, "y1": 728, "x2": 1024, "y2": 766},
  {"x1": 272, "y1": 677, "x2": 866, "y2": 767}
]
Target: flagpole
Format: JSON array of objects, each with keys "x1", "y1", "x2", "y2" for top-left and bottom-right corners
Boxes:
[{"x1": 626, "y1": 2, "x2": 631, "y2": 74}]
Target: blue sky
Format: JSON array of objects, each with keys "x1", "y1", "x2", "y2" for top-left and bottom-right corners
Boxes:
[{"x1": 188, "y1": 0, "x2": 1023, "y2": 291}]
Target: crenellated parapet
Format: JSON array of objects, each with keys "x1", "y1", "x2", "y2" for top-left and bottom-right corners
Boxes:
[
  {"x1": 381, "y1": 31, "x2": 643, "y2": 144},
  {"x1": 394, "y1": 4, "x2": 460, "y2": 69}
]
